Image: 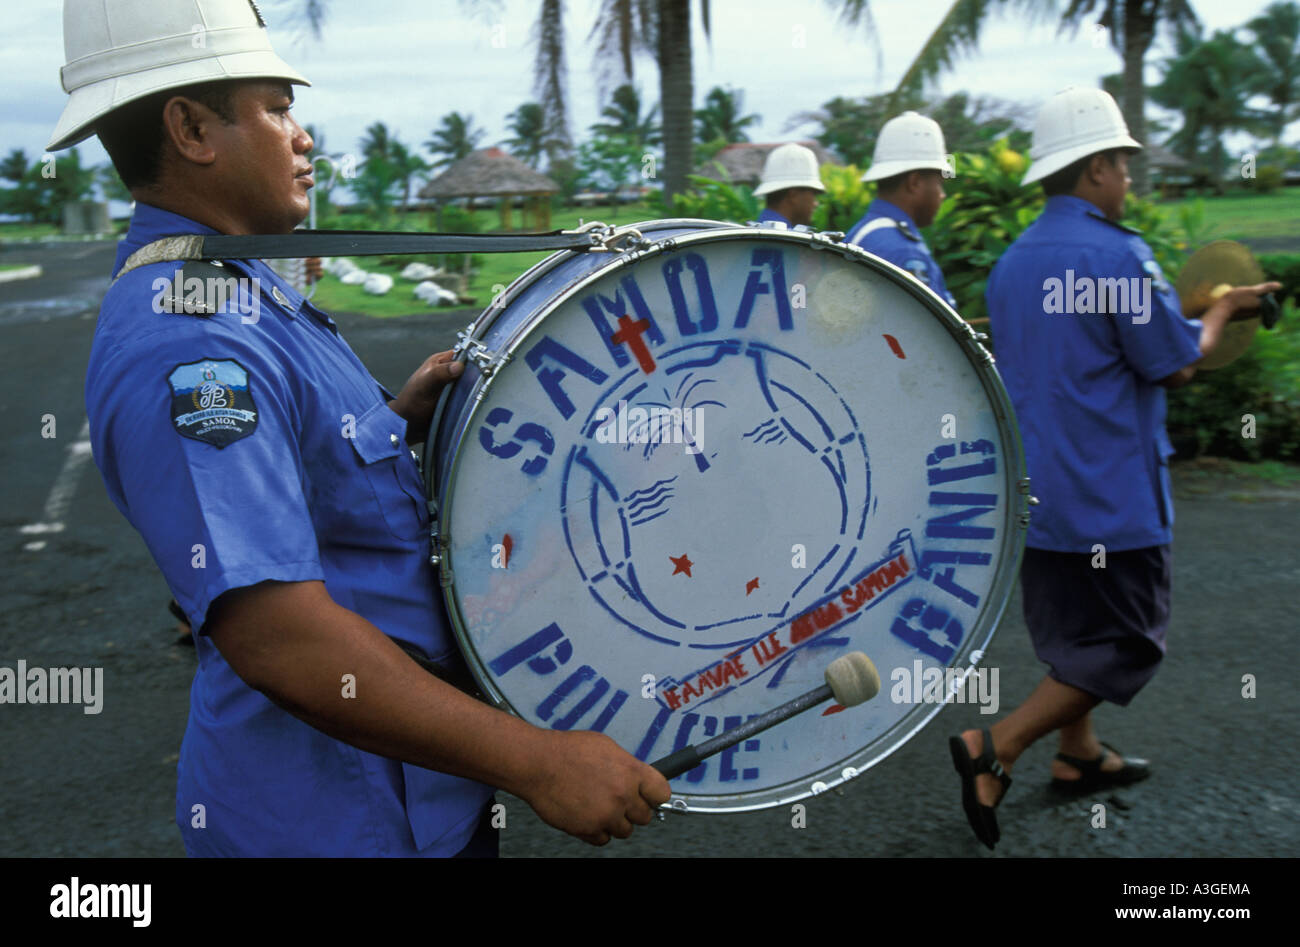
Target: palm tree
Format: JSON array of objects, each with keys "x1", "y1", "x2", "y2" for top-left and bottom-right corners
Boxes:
[
  {"x1": 536, "y1": 0, "x2": 889, "y2": 201},
  {"x1": 426, "y1": 112, "x2": 486, "y2": 171},
  {"x1": 655, "y1": 0, "x2": 695, "y2": 201},
  {"x1": 532, "y1": 0, "x2": 693, "y2": 200},
  {"x1": 533, "y1": 0, "x2": 574, "y2": 166},
  {"x1": 892, "y1": 0, "x2": 1200, "y2": 196},
  {"x1": 505, "y1": 103, "x2": 549, "y2": 168},
  {"x1": 592, "y1": 84, "x2": 662, "y2": 149},
  {"x1": 694, "y1": 86, "x2": 761, "y2": 145},
  {"x1": 359, "y1": 122, "x2": 393, "y2": 163},
  {"x1": 388, "y1": 140, "x2": 429, "y2": 220},
  {"x1": 1246, "y1": 1, "x2": 1300, "y2": 146},
  {"x1": 1150, "y1": 29, "x2": 1269, "y2": 188}
]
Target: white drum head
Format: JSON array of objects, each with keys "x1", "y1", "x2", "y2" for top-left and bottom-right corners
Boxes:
[{"x1": 437, "y1": 224, "x2": 1027, "y2": 812}]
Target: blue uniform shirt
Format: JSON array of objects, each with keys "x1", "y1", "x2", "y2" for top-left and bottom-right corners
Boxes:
[
  {"x1": 986, "y1": 195, "x2": 1204, "y2": 553},
  {"x1": 86, "y1": 203, "x2": 495, "y2": 856},
  {"x1": 757, "y1": 208, "x2": 792, "y2": 227},
  {"x1": 847, "y1": 198, "x2": 957, "y2": 308}
]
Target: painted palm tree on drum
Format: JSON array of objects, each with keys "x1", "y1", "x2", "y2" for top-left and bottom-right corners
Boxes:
[{"x1": 621, "y1": 372, "x2": 724, "y2": 467}]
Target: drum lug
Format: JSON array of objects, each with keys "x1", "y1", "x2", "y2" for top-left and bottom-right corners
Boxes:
[
  {"x1": 1016, "y1": 477, "x2": 1038, "y2": 527},
  {"x1": 432, "y1": 531, "x2": 455, "y2": 587},
  {"x1": 454, "y1": 326, "x2": 511, "y2": 378}
]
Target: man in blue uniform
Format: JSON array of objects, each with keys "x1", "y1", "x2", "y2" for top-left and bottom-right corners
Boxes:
[
  {"x1": 52, "y1": 0, "x2": 669, "y2": 856},
  {"x1": 753, "y1": 142, "x2": 825, "y2": 228},
  {"x1": 847, "y1": 112, "x2": 957, "y2": 308},
  {"x1": 949, "y1": 87, "x2": 1280, "y2": 849}
]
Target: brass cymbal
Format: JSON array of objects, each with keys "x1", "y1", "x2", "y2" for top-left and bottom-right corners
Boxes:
[{"x1": 1176, "y1": 240, "x2": 1263, "y2": 370}]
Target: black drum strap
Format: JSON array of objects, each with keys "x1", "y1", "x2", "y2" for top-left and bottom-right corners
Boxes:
[{"x1": 211, "y1": 229, "x2": 602, "y2": 260}]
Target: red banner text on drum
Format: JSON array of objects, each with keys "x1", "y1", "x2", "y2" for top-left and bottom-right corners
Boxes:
[{"x1": 656, "y1": 534, "x2": 917, "y2": 713}]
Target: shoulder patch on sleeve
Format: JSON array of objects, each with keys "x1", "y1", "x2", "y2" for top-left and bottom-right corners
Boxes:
[
  {"x1": 1141, "y1": 257, "x2": 1170, "y2": 293},
  {"x1": 168, "y1": 359, "x2": 259, "y2": 448},
  {"x1": 903, "y1": 258, "x2": 933, "y2": 285}
]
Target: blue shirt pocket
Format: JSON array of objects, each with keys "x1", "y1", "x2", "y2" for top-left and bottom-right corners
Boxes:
[{"x1": 350, "y1": 401, "x2": 427, "y2": 542}]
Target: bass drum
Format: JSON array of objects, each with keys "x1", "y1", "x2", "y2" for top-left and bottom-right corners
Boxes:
[{"x1": 425, "y1": 219, "x2": 1029, "y2": 813}]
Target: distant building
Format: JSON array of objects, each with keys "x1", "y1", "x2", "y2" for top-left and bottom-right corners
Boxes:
[
  {"x1": 693, "y1": 141, "x2": 839, "y2": 188},
  {"x1": 1146, "y1": 142, "x2": 1195, "y2": 196},
  {"x1": 418, "y1": 147, "x2": 559, "y2": 230}
]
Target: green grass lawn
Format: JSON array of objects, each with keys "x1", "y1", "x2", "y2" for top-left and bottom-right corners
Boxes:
[
  {"x1": 0, "y1": 222, "x2": 63, "y2": 241},
  {"x1": 312, "y1": 202, "x2": 661, "y2": 318},
  {"x1": 1152, "y1": 187, "x2": 1300, "y2": 244}
]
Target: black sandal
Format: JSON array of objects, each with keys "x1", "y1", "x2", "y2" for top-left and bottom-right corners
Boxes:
[
  {"x1": 1050, "y1": 742, "x2": 1150, "y2": 796},
  {"x1": 949, "y1": 729, "x2": 1012, "y2": 850}
]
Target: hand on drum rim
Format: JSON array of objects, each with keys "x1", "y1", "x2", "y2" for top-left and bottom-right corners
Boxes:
[{"x1": 388, "y1": 350, "x2": 465, "y2": 445}]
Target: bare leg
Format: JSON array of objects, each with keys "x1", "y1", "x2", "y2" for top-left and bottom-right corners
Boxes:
[{"x1": 960, "y1": 675, "x2": 1100, "y2": 807}]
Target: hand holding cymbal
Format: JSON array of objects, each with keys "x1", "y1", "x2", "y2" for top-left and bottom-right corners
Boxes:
[{"x1": 1177, "y1": 241, "x2": 1286, "y2": 369}]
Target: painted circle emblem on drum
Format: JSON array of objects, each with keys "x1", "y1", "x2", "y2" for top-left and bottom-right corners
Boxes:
[{"x1": 429, "y1": 220, "x2": 1029, "y2": 813}]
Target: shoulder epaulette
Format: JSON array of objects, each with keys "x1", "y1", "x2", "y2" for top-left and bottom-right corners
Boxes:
[
  {"x1": 153, "y1": 261, "x2": 238, "y2": 318},
  {"x1": 896, "y1": 219, "x2": 922, "y2": 242},
  {"x1": 1086, "y1": 210, "x2": 1142, "y2": 236}
]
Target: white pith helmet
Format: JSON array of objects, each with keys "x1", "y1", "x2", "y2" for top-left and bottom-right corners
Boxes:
[
  {"x1": 1022, "y1": 86, "x2": 1142, "y2": 185},
  {"x1": 754, "y1": 143, "x2": 826, "y2": 196},
  {"x1": 861, "y1": 111, "x2": 950, "y2": 182},
  {"x1": 48, "y1": 0, "x2": 310, "y2": 152}
]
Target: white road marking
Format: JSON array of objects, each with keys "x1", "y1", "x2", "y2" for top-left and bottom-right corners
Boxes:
[{"x1": 20, "y1": 418, "x2": 93, "y2": 549}]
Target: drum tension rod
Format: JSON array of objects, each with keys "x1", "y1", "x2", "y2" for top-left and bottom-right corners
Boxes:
[{"x1": 453, "y1": 325, "x2": 512, "y2": 378}]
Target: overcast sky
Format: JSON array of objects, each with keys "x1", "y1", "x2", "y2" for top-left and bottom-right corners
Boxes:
[{"x1": 1, "y1": 0, "x2": 1286, "y2": 179}]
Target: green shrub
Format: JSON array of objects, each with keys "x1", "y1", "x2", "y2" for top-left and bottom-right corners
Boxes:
[
  {"x1": 1259, "y1": 253, "x2": 1300, "y2": 308},
  {"x1": 810, "y1": 164, "x2": 876, "y2": 235},
  {"x1": 661, "y1": 174, "x2": 760, "y2": 223},
  {"x1": 924, "y1": 141, "x2": 1045, "y2": 323},
  {"x1": 1249, "y1": 165, "x2": 1285, "y2": 193},
  {"x1": 1166, "y1": 302, "x2": 1300, "y2": 461}
]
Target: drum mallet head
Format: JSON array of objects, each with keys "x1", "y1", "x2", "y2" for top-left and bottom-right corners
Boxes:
[
  {"x1": 824, "y1": 651, "x2": 881, "y2": 707},
  {"x1": 650, "y1": 651, "x2": 881, "y2": 780}
]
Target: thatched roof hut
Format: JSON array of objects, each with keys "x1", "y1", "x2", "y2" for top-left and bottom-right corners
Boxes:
[
  {"x1": 694, "y1": 141, "x2": 839, "y2": 187},
  {"x1": 418, "y1": 147, "x2": 559, "y2": 230},
  {"x1": 1146, "y1": 142, "x2": 1196, "y2": 196}
]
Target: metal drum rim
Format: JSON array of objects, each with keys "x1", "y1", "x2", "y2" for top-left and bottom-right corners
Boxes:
[{"x1": 433, "y1": 221, "x2": 1029, "y2": 812}]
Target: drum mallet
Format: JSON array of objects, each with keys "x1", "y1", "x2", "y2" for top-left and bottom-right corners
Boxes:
[{"x1": 649, "y1": 651, "x2": 881, "y2": 780}]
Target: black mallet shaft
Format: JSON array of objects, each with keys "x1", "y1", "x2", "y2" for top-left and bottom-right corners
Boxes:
[{"x1": 650, "y1": 651, "x2": 881, "y2": 780}]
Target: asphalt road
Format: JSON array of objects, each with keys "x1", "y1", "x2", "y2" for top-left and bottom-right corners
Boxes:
[{"x1": 1, "y1": 239, "x2": 1296, "y2": 858}]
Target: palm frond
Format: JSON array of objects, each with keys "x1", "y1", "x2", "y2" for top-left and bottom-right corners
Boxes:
[
  {"x1": 829, "y1": 0, "x2": 883, "y2": 73},
  {"x1": 890, "y1": 0, "x2": 1055, "y2": 106}
]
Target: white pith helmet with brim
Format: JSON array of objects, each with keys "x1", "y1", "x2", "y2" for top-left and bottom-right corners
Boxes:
[
  {"x1": 1022, "y1": 86, "x2": 1142, "y2": 185},
  {"x1": 861, "y1": 111, "x2": 950, "y2": 182},
  {"x1": 754, "y1": 143, "x2": 826, "y2": 196},
  {"x1": 48, "y1": 0, "x2": 310, "y2": 152}
]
